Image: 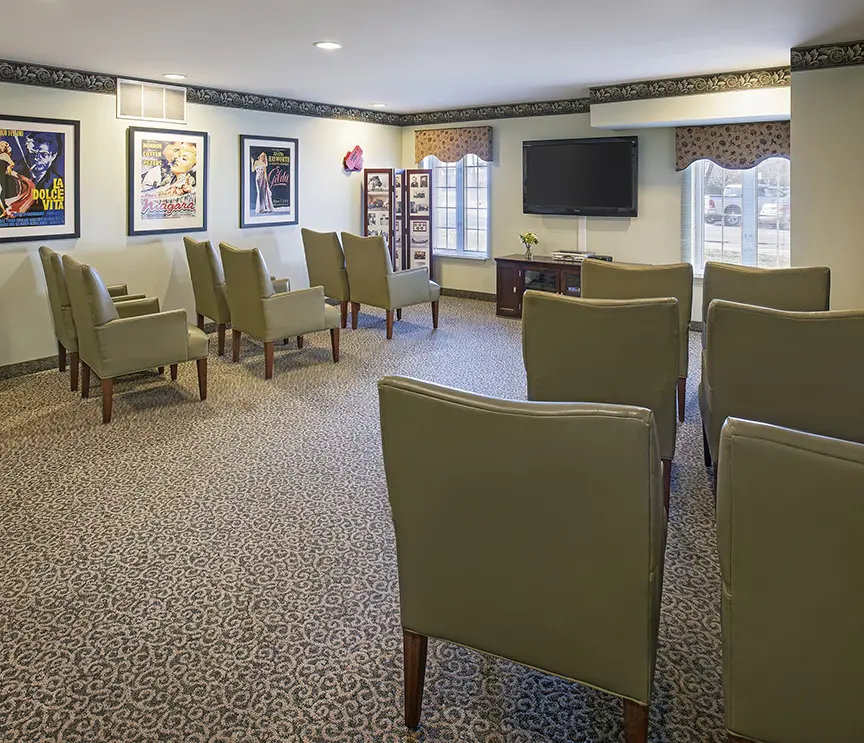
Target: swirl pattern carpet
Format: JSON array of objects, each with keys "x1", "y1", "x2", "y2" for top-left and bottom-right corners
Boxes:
[{"x1": 0, "y1": 298, "x2": 722, "y2": 742}]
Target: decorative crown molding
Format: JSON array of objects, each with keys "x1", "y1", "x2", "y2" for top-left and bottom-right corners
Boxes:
[
  {"x1": 791, "y1": 39, "x2": 864, "y2": 71},
  {"x1": 400, "y1": 98, "x2": 590, "y2": 127},
  {"x1": 589, "y1": 66, "x2": 791, "y2": 104},
  {"x1": 0, "y1": 59, "x2": 402, "y2": 126}
]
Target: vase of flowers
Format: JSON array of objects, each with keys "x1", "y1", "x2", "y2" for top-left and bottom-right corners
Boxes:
[{"x1": 520, "y1": 231, "x2": 538, "y2": 258}]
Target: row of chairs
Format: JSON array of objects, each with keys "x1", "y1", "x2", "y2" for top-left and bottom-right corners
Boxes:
[
  {"x1": 37, "y1": 230, "x2": 442, "y2": 422},
  {"x1": 185, "y1": 231, "x2": 441, "y2": 352},
  {"x1": 380, "y1": 378, "x2": 864, "y2": 743}
]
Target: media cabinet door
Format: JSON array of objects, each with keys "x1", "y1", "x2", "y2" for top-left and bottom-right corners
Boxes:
[{"x1": 496, "y1": 261, "x2": 523, "y2": 317}]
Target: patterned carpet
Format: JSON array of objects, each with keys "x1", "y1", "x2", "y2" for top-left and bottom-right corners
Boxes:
[{"x1": 0, "y1": 298, "x2": 722, "y2": 743}]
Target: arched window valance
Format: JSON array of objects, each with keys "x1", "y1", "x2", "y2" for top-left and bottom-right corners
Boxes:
[
  {"x1": 675, "y1": 121, "x2": 790, "y2": 171},
  {"x1": 414, "y1": 126, "x2": 493, "y2": 164}
]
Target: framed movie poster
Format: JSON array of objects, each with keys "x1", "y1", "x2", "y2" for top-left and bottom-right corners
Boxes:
[
  {"x1": 0, "y1": 115, "x2": 80, "y2": 244},
  {"x1": 240, "y1": 135, "x2": 298, "y2": 228},
  {"x1": 127, "y1": 127, "x2": 208, "y2": 236}
]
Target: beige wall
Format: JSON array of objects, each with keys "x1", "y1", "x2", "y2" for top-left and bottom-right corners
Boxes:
[
  {"x1": 0, "y1": 83, "x2": 402, "y2": 367},
  {"x1": 791, "y1": 65, "x2": 864, "y2": 310},
  {"x1": 401, "y1": 115, "x2": 686, "y2": 307}
]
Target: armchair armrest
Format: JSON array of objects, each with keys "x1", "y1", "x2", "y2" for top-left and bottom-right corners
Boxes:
[
  {"x1": 262, "y1": 286, "x2": 326, "y2": 339},
  {"x1": 271, "y1": 276, "x2": 290, "y2": 294},
  {"x1": 115, "y1": 297, "x2": 161, "y2": 319},
  {"x1": 387, "y1": 268, "x2": 433, "y2": 310},
  {"x1": 112, "y1": 293, "x2": 147, "y2": 303},
  {"x1": 106, "y1": 283, "x2": 129, "y2": 298},
  {"x1": 95, "y1": 309, "x2": 189, "y2": 377}
]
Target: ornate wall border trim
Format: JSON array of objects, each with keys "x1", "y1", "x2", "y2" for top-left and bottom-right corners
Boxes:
[
  {"x1": 2, "y1": 58, "x2": 799, "y2": 127},
  {"x1": 589, "y1": 66, "x2": 790, "y2": 104},
  {"x1": 791, "y1": 40, "x2": 864, "y2": 72},
  {"x1": 400, "y1": 98, "x2": 590, "y2": 127},
  {"x1": 0, "y1": 59, "x2": 402, "y2": 126}
]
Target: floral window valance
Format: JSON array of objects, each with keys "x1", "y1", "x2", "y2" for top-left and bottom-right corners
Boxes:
[
  {"x1": 414, "y1": 126, "x2": 493, "y2": 164},
  {"x1": 675, "y1": 121, "x2": 790, "y2": 171}
]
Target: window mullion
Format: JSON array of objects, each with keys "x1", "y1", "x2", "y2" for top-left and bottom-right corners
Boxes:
[{"x1": 455, "y1": 160, "x2": 465, "y2": 255}]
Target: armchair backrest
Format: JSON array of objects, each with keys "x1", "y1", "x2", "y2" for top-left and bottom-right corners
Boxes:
[
  {"x1": 702, "y1": 262, "x2": 830, "y2": 322},
  {"x1": 62, "y1": 254, "x2": 119, "y2": 370},
  {"x1": 38, "y1": 245, "x2": 76, "y2": 348},
  {"x1": 717, "y1": 418, "x2": 864, "y2": 743},
  {"x1": 184, "y1": 237, "x2": 230, "y2": 323},
  {"x1": 341, "y1": 232, "x2": 391, "y2": 307},
  {"x1": 581, "y1": 260, "x2": 693, "y2": 378},
  {"x1": 301, "y1": 228, "x2": 351, "y2": 301},
  {"x1": 218, "y1": 242, "x2": 273, "y2": 336},
  {"x1": 704, "y1": 300, "x2": 864, "y2": 458},
  {"x1": 522, "y1": 291, "x2": 679, "y2": 460},
  {"x1": 378, "y1": 376, "x2": 665, "y2": 705}
]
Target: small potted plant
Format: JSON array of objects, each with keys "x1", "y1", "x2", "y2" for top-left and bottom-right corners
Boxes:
[{"x1": 520, "y1": 230, "x2": 538, "y2": 258}]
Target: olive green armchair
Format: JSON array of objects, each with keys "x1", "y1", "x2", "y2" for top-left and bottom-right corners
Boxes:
[
  {"x1": 39, "y1": 245, "x2": 147, "y2": 392},
  {"x1": 183, "y1": 237, "x2": 290, "y2": 356},
  {"x1": 340, "y1": 232, "x2": 440, "y2": 339},
  {"x1": 301, "y1": 228, "x2": 351, "y2": 329},
  {"x1": 717, "y1": 417, "x2": 864, "y2": 743},
  {"x1": 522, "y1": 290, "x2": 679, "y2": 511},
  {"x1": 62, "y1": 255, "x2": 209, "y2": 424},
  {"x1": 701, "y1": 262, "x2": 830, "y2": 349},
  {"x1": 378, "y1": 376, "x2": 665, "y2": 743},
  {"x1": 582, "y1": 260, "x2": 693, "y2": 422},
  {"x1": 700, "y1": 300, "x2": 864, "y2": 468},
  {"x1": 219, "y1": 242, "x2": 340, "y2": 379}
]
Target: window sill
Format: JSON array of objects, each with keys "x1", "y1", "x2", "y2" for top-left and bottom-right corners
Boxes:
[{"x1": 433, "y1": 251, "x2": 490, "y2": 262}]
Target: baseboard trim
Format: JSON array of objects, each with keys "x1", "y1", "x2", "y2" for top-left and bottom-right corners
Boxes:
[
  {"x1": 441, "y1": 288, "x2": 496, "y2": 303},
  {"x1": 0, "y1": 355, "x2": 59, "y2": 381}
]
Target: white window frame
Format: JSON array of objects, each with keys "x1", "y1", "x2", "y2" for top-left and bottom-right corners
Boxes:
[
  {"x1": 421, "y1": 155, "x2": 491, "y2": 260},
  {"x1": 681, "y1": 158, "x2": 790, "y2": 278}
]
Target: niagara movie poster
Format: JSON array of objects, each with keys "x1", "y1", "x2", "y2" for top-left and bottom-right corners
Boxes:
[
  {"x1": 240, "y1": 135, "x2": 298, "y2": 228},
  {"x1": 0, "y1": 116, "x2": 80, "y2": 244},
  {"x1": 128, "y1": 127, "x2": 208, "y2": 236}
]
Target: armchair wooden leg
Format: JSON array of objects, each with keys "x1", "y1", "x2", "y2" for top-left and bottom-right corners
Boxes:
[
  {"x1": 662, "y1": 458, "x2": 672, "y2": 514},
  {"x1": 703, "y1": 425, "x2": 712, "y2": 467},
  {"x1": 81, "y1": 362, "x2": 91, "y2": 399},
  {"x1": 158, "y1": 366, "x2": 165, "y2": 375},
  {"x1": 69, "y1": 352, "x2": 79, "y2": 392},
  {"x1": 217, "y1": 324, "x2": 226, "y2": 356},
  {"x1": 196, "y1": 358, "x2": 208, "y2": 401},
  {"x1": 297, "y1": 335, "x2": 304, "y2": 349},
  {"x1": 101, "y1": 378, "x2": 113, "y2": 424},
  {"x1": 340, "y1": 300, "x2": 348, "y2": 329},
  {"x1": 431, "y1": 300, "x2": 439, "y2": 329},
  {"x1": 403, "y1": 630, "x2": 428, "y2": 730},
  {"x1": 196, "y1": 313, "x2": 205, "y2": 331},
  {"x1": 351, "y1": 302, "x2": 360, "y2": 329},
  {"x1": 264, "y1": 341, "x2": 274, "y2": 380},
  {"x1": 623, "y1": 699, "x2": 648, "y2": 743},
  {"x1": 170, "y1": 364, "x2": 178, "y2": 381},
  {"x1": 386, "y1": 310, "x2": 394, "y2": 340},
  {"x1": 232, "y1": 330, "x2": 241, "y2": 362},
  {"x1": 396, "y1": 308, "x2": 402, "y2": 321},
  {"x1": 58, "y1": 340, "x2": 66, "y2": 372},
  {"x1": 677, "y1": 377, "x2": 686, "y2": 422},
  {"x1": 330, "y1": 328, "x2": 340, "y2": 362}
]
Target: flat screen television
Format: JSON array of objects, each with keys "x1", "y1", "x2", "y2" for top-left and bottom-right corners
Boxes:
[{"x1": 523, "y1": 136, "x2": 638, "y2": 217}]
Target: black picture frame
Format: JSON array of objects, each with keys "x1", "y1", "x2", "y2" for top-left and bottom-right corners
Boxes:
[
  {"x1": 127, "y1": 126, "x2": 209, "y2": 236},
  {"x1": 240, "y1": 135, "x2": 299, "y2": 228},
  {"x1": 0, "y1": 115, "x2": 81, "y2": 244}
]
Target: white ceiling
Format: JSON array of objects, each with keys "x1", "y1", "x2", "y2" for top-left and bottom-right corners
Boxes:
[{"x1": 6, "y1": 0, "x2": 864, "y2": 113}]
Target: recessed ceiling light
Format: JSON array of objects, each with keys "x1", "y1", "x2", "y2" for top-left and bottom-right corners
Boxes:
[
  {"x1": 163, "y1": 73, "x2": 187, "y2": 81},
  {"x1": 370, "y1": 103, "x2": 386, "y2": 108},
  {"x1": 314, "y1": 41, "x2": 342, "y2": 50}
]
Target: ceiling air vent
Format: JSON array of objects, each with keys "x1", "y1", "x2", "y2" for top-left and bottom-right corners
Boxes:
[{"x1": 116, "y1": 78, "x2": 187, "y2": 124}]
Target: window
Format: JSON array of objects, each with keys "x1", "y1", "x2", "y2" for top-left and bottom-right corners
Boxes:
[
  {"x1": 682, "y1": 158, "x2": 790, "y2": 276},
  {"x1": 421, "y1": 154, "x2": 490, "y2": 258}
]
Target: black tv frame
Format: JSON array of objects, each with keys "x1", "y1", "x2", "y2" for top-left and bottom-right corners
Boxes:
[{"x1": 522, "y1": 136, "x2": 639, "y2": 217}]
